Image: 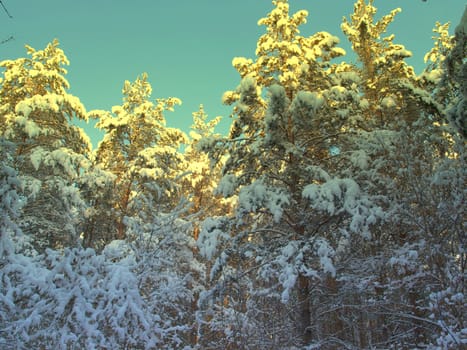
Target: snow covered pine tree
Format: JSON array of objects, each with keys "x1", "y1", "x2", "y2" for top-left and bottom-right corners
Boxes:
[{"x1": 0, "y1": 39, "x2": 91, "y2": 252}]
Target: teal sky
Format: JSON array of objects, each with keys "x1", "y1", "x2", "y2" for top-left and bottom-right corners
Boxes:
[{"x1": 1, "y1": 0, "x2": 465, "y2": 147}]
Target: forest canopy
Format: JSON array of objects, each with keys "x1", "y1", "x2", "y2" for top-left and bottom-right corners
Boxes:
[{"x1": 1, "y1": 0, "x2": 465, "y2": 349}]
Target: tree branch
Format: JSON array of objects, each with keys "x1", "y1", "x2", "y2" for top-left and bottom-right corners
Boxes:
[
  {"x1": 0, "y1": 0, "x2": 12, "y2": 18},
  {"x1": 1, "y1": 35, "x2": 13, "y2": 44}
]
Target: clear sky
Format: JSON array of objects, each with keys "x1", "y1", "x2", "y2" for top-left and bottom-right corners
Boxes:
[{"x1": 1, "y1": 0, "x2": 465, "y2": 147}]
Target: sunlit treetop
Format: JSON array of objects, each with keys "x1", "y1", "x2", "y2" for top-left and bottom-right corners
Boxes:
[
  {"x1": 0, "y1": 39, "x2": 90, "y2": 155},
  {"x1": 225, "y1": 0, "x2": 345, "y2": 102},
  {"x1": 342, "y1": 0, "x2": 402, "y2": 48},
  {"x1": 180, "y1": 105, "x2": 233, "y2": 221},
  {"x1": 0, "y1": 39, "x2": 71, "y2": 105},
  {"x1": 92, "y1": 74, "x2": 187, "y2": 230},
  {"x1": 424, "y1": 22, "x2": 454, "y2": 71},
  {"x1": 222, "y1": 0, "x2": 347, "y2": 140},
  {"x1": 188, "y1": 104, "x2": 221, "y2": 142},
  {"x1": 94, "y1": 73, "x2": 184, "y2": 172},
  {"x1": 341, "y1": 0, "x2": 414, "y2": 81},
  {"x1": 340, "y1": 0, "x2": 440, "y2": 127}
]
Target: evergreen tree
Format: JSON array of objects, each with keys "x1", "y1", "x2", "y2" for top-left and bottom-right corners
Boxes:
[
  {"x1": 181, "y1": 105, "x2": 232, "y2": 234},
  {"x1": 199, "y1": 0, "x2": 466, "y2": 348},
  {"x1": 199, "y1": 0, "x2": 381, "y2": 347},
  {"x1": 0, "y1": 245, "x2": 161, "y2": 349},
  {"x1": 442, "y1": 5, "x2": 467, "y2": 138},
  {"x1": 0, "y1": 2, "x2": 464, "y2": 349},
  {"x1": 328, "y1": 1, "x2": 466, "y2": 347},
  {"x1": 0, "y1": 39, "x2": 91, "y2": 252},
  {"x1": 89, "y1": 73, "x2": 187, "y2": 241}
]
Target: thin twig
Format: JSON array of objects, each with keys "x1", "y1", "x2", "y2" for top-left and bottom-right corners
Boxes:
[
  {"x1": 0, "y1": 0, "x2": 12, "y2": 18},
  {"x1": 1, "y1": 35, "x2": 13, "y2": 44}
]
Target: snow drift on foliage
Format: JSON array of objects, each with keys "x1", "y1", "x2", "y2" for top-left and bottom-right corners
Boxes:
[{"x1": 0, "y1": 247, "x2": 160, "y2": 349}]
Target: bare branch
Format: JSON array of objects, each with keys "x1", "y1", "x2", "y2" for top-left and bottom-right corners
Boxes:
[
  {"x1": 0, "y1": 35, "x2": 13, "y2": 44},
  {"x1": 0, "y1": 0, "x2": 12, "y2": 18}
]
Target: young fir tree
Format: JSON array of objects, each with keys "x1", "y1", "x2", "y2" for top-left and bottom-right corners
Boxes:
[
  {"x1": 89, "y1": 73, "x2": 187, "y2": 241},
  {"x1": 0, "y1": 243, "x2": 163, "y2": 349},
  {"x1": 176, "y1": 105, "x2": 236, "y2": 346},
  {"x1": 0, "y1": 39, "x2": 91, "y2": 252},
  {"x1": 181, "y1": 105, "x2": 232, "y2": 234}
]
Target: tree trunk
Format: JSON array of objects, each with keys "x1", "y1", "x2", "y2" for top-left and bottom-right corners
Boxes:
[
  {"x1": 116, "y1": 182, "x2": 132, "y2": 240},
  {"x1": 297, "y1": 274, "x2": 312, "y2": 346}
]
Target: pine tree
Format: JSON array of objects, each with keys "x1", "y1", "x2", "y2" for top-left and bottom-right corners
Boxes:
[
  {"x1": 442, "y1": 5, "x2": 467, "y2": 138},
  {"x1": 199, "y1": 0, "x2": 466, "y2": 348},
  {"x1": 181, "y1": 105, "x2": 232, "y2": 235},
  {"x1": 198, "y1": 0, "x2": 383, "y2": 347},
  {"x1": 0, "y1": 39, "x2": 91, "y2": 252},
  {"x1": 90, "y1": 73, "x2": 187, "y2": 241},
  {"x1": 334, "y1": 1, "x2": 466, "y2": 347},
  {"x1": 342, "y1": 0, "x2": 431, "y2": 128}
]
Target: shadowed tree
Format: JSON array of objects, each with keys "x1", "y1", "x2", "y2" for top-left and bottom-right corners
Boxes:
[{"x1": 198, "y1": 0, "x2": 465, "y2": 348}]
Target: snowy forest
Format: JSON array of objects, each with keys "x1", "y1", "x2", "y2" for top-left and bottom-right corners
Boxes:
[{"x1": 1, "y1": 0, "x2": 466, "y2": 349}]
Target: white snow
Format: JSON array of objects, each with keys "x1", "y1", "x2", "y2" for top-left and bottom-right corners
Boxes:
[
  {"x1": 216, "y1": 174, "x2": 237, "y2": 197},
  {"x1": 303, "y1": 176, "x2": 383, "y2": 238},
  {"x1": 30, "y1": 148, "x2": 46, "y2": 171},
  {"x1": 315, "y1": 239, "x2": 336, "y2": 277},
  {"x1": 350, "y1": 150, "x2": 370, "y2": 170},
  {"x1": 197, "y1": 217, "x2": 230, "y2": 261},
  {"x1": 232, "y1": 57, "x2": 253, "y2": 70},
  {"x1": 237, "y1": 180, "x2": 290, "y2": 222},
  {"x1": 291, "y1": 90, "x2": 324, "y2": 112}
]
